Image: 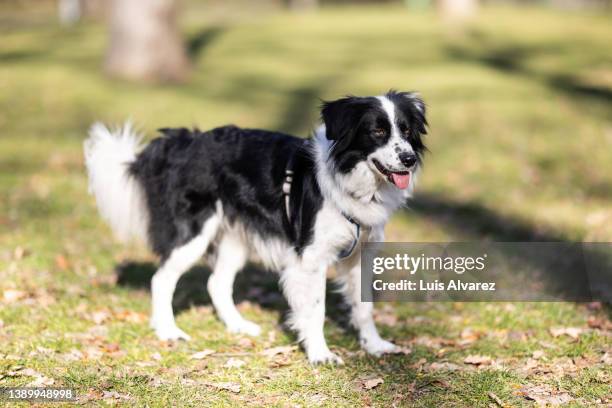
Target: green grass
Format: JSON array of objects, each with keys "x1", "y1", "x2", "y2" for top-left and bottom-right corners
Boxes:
[{"x1": 1, "y1": 2, "x2": 611, "y2": 407}]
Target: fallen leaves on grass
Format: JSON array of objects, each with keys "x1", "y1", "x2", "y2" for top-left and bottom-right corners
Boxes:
[
  {"x1": 190, "y1": 349, "x2": 216, "y2": 360},
  {"x1": 532, "y1": 350, "x2": 545, "y2": 360},
  {"x1": 373, "y1": 304, "x2": 398, "y2": 326},
  {"x1": 114, "y1": 310, "x2": 148, "y2": 324},
  {"x1": 487, "y1": 392, "x2": 504, "y2": 407},
  {"x1": 6, "y1": 367, "x2": 55, "y2": 386},
  {"x1": 426, "y1": 361, "x2": 462, "y2": 372},
  {"x1": 463, "y1": 355, "x2": 492, "y2": 366},
  {"x1": 224, "y1": 358, "x2": 246, "y2": 368},
  {"x1": 587, "y1": 316, "x2": 612, "y2": 330},
  {"x1": 2, "y1": 289, "x2": 27, "y2": 303},
  {"x1": 360, "y1": 377, "x2": 384, "y2": 390},
  {"x1": 55, "y1": 254, "x2": 70, "y2": 271},
  {"x1": 458, "y1": 327, "x2": 483, "y2": 346},
  {"x1": 102, "y1": 391, "x2": 132, "y2": 401},
  {"x1": 85, "y1": 308, "x2": 147, "y2": 325},
  {"x1": 204, "y1": 381, "x2": 241, "y2": 393},
  {"x1": 237, "y1": 337, "x2": 255, "y2": 348},
  {"x1": 549, "y1": 327, "x2": 582, "y2": 339},
  {"x1": 90, "y1": 309, "x2": 112, "y2": 325},
  {"x1": 268, "y1": 354, "x2": 292, "y2": 368},
  {"x1": 411, "y1": 336, "x2": 455, "y2": 349},
  {"x1": 515, "y1": 384, "x2": 573, "y2": 406},
  {"x1": 260, "y1": 345, "x2": 297, "y2": 358}
]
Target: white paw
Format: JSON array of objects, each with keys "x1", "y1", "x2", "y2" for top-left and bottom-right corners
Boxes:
[
  {"x1": 154, "y1": 323, "x2": 191, "y2": 341},
  {"x1": 361, "y1": 337, "x2": 399, "y2": 356},
  {"x1": 308, "y1": 348, "x2": 344, "y2": 365},
  {"x1": 226, "y1": 319, "x2": 261, "y2": 337}
]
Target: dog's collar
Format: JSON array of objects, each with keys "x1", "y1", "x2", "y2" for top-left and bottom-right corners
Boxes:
[{"x1": 283, "y1": 143, "x2": 360, "y2": 260}]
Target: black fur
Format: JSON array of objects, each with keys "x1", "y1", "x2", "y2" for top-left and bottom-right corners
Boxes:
[{"x1": 129, "y1": 126, "x2": 322, "y2": 260}]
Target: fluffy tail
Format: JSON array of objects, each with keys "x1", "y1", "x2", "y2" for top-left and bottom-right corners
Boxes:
[{"x1": 84, "y1": 122, "x2": 149, "y2": 245}]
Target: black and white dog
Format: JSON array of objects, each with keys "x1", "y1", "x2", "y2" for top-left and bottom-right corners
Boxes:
[{"x1": 84, "y1": 90, "x2": 427, "y2": 364}]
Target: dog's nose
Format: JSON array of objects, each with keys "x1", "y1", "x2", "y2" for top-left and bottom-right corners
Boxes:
[{"x1": 399, "y1": 152, "x2": 417, "y2": 168}]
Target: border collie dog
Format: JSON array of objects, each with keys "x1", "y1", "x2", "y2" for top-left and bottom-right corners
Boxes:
[{"x1": 84, "y1": 90, "x2": 427, "y2": 364}]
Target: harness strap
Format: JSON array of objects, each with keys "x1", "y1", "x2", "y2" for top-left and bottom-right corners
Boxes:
[{"x1": 337, "y1": 214, "x2": 361, "y2": 259}]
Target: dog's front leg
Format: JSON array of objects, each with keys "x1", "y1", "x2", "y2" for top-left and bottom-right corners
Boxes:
[
  {"x1": 337, "y1": 227, "x2": 400, "y2": 356},
  {"x1": 281, "y1": 264, "x2": 343, "y2": 365}
]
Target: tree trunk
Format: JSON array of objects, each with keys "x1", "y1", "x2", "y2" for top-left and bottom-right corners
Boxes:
[
  {"x1": 104, "y1": 0, "x2": 190, "y2": 83},
  {"x1": 437, "y1": 0, "x2": 478, "y2": 21}
]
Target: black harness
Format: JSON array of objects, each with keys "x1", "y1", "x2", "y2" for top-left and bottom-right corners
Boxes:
[{"x1": 282, "y1": 143, "x2": 361, "y2": 259}]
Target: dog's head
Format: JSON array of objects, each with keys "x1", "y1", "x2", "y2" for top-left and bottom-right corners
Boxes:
[{"x1": 321, "y1": 90, "x2": 427, "y2": 190}]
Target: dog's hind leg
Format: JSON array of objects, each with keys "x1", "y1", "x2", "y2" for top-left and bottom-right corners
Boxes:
[
  {"x1": 150, "y1": 215, "x2": 220, "y2": 341},
  {"x1": 207, "y1": 233, "x2": 261, "y2": 336}
]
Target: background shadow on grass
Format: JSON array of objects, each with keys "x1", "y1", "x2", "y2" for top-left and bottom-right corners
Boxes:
[
  {"x1": 446, "y1": 31, "x2": 612, "y2": 111},
  {"x1": 409, "y1": 192, "x2": 612, "y2": 302},
  {"x1": 187, "y1": 25, "x2": 225, "y2": 59},
  {"x1": 115, "y1": 260, "x2": 351, "y2": 331},
  {"x1": 409, "y1": 191, "x2": 565, "y2": 242}
]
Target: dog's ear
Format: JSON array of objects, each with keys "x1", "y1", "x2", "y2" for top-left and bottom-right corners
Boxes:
[
  {"x1": 390, "y1": 91, "x2": 427, "y2": 135},
  {"x1": 321, "y1": 97, "x2": 370, "y2": 158}
]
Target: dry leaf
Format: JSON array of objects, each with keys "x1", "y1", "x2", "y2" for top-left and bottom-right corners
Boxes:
[
  {"x1": 18, "y1": 368, "x2": 54, "y2": 386},
  {"x1": 90, "y1": 309, "x2": 111, "y2": 325},
  {"x1": 373, "y1": 306, "x2": 398, "y2": 326},
  {"x1": 102, "y1": 390, "x2": 132, "y2": 401},
  {"x1": 224, "y1": 358, "x2": 246, "y2": 368},
  {"x1": 261, "y1": 345, "x2": 297, "y2": 358},
  {"x1": 464, "y1": 355, "x2": 492, "y2": 366},
  {"x1": 83, "y1": 346, "x2": 103, "y2": 360},
  {"x1": 29, "y1": 375, "x2": 55, "y2": 386},
  {"x1": 3, "y1": 289, "x2": 27, "y2": 303},
  {"x1": 237, "y1": 337, "x2": 255, "y2": 348},
  {"x1": 61, "y1": 349, "x2": 84, "y2": 361},
  {"x1": 190, "y1": 349, "x2": 215, "y2": 359},
  {"x1": 13, "y1": 246, "x2": 28, "y2": 260},
  {"x1": 269, "y1": 355, "x2": 292, "y2": 368},
  {"x1": 517, "y1": 384, "x2": 573, "y2": 406},
  {"x1": 55, "y1": 254, "x2": 70, "y2": 270},
  {"x1": 412, "y1": 336, "x2": 454, "y2": 349},
  {"x1": 532, "y1": 350, "x2": 545, "y2": 360},
  {"x1": 459, "y1": 328, "x2": 482, "y2": 345},
  {"x1": 115, "y1": 310, "x2": 148, "y2": 324},
  {"x1": 207, "y1": 382, "x2": 241, "y2": 393},
  {"x1": 549, "y1": 327, "x2": 582, "y2": 339},
  {"x1": 151, "y1": 352, "x2": 162, "y2": 361},
  {"x1": 362, "y1": 377, "x2": 384, "y2": 390},
  {"x1": 427, "y1": 361, "x2": 461, "y2": 372}
]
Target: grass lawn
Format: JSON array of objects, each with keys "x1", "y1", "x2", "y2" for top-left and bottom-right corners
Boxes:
[{"x1": 1, "y1": 2, "x2": 611, "y2": 406}]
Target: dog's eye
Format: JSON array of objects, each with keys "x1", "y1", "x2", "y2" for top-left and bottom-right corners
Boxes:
[
  {"x1": 403, "y1": 128, "x2": 411, "y2": 137},
  {"x1": 373, "y1": 128, "x2": 386, "y2": 137}
]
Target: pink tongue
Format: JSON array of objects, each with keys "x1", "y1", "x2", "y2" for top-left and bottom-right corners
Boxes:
[{"x1": 391, "y1": 173, "x2": 410, "y2": 189}]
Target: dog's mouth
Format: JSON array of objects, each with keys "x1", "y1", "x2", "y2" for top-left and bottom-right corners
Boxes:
[{"x1": 372, "y1": 159, "x2": 411, "y2": 190}]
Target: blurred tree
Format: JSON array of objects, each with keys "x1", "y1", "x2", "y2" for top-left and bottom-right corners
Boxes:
[
  {"x1": 437, "y1": 0, "x2": 478, "y2": 21},
  {"x1": 58, "y1": 0, "x2": 81, "y2": 25},
  {"x1": 58, "y1": 0, "x2": 107, "y2": 25},
  {"x1": 286, "y1": 0, "x2": 318, "y2": 11},
  {"x1": 104, "y1": 0, "x2": 190, "y2": 83}
]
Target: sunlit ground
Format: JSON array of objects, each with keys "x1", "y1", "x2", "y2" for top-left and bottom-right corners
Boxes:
[{"x1": 0, "y1": 2, "x2": 610, "y2": 406}]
